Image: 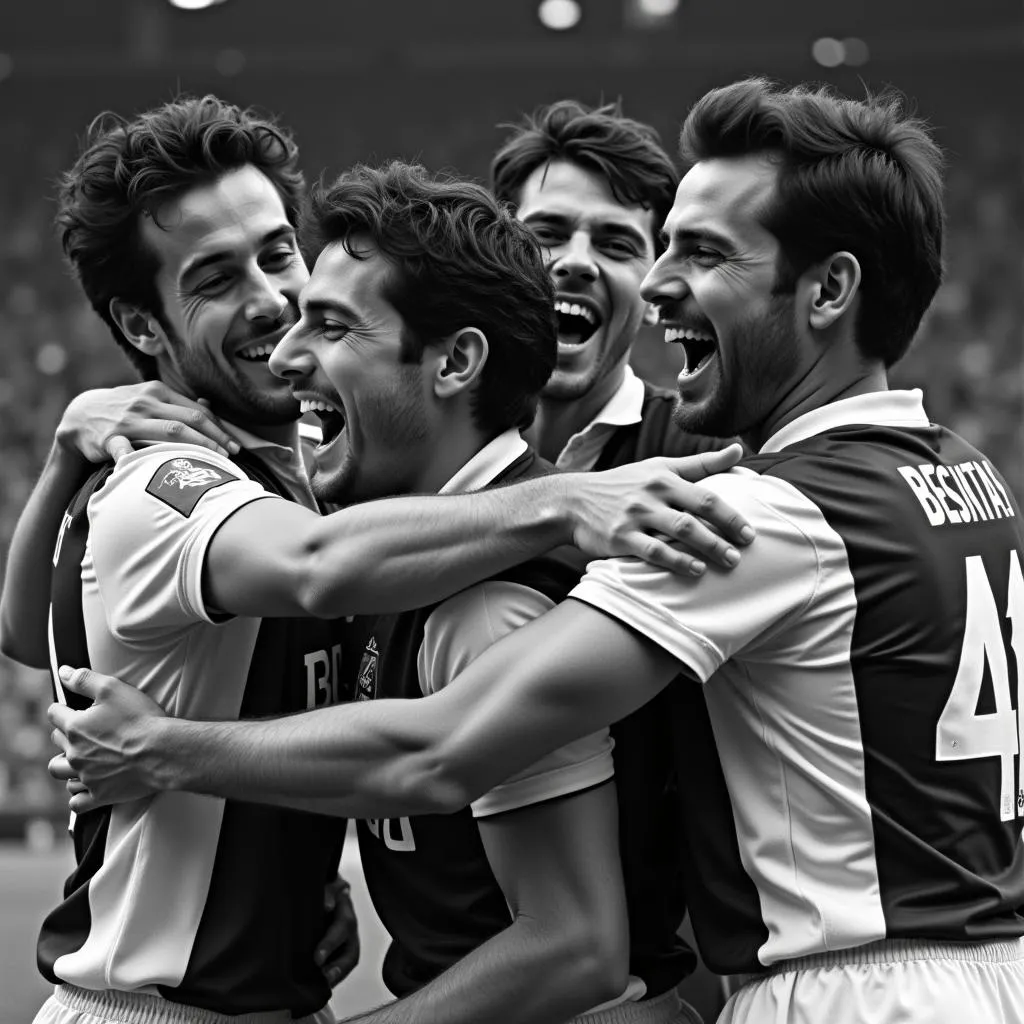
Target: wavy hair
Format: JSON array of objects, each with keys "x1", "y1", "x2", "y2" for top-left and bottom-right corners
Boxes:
[
  {"x1": 491, "y1": 99, "x2": 677, "y2": 250},
  {"x1": 57, "y1": 94, "x2": 305, "y2": 378},
  {"x1": 303, "y1": 161, "x2": 556, "y2": 435}
]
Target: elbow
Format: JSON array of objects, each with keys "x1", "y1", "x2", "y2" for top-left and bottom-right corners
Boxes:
[
  {"x1": 291, "y1": 528, "x2": 360, "y2": 620},
  {"x1": 542, "y1": 922, "x2": 630, "y2": 1011},
  {"x1": 569, "y1": 929, "x2": 630, "y2": 1008},
  {"x1": 0, "y1": 616, "x2": 48, "y2": 670},
  {"x1": 399, "y1": 749, "x2": 474, "y2": 816}
]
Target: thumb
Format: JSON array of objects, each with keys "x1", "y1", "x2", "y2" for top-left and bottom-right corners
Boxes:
[
  {"x1": 58, "y1": 665, "x2": 100, "y2": 700},
  {"x1": 105, "y1": 435, "x2": 134, "y2": 462},
  {"x1": 665, "y1": 442, "x2": 744, "y2": 481}
]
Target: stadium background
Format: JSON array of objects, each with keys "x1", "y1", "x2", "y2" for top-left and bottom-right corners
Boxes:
[{"x1": 0, "y1": 0, "x2": 1019, "y2": 1019}]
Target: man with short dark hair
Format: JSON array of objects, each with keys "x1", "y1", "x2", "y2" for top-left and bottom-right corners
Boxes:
[{"x1": 51, "y1": 79, "x2": 1024, "y2": 1023}]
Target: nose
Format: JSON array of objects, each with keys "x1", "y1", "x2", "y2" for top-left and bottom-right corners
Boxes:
[
  {"x1": 245, "y1": 269, "x2": 290, "y2": 324},
  {"x1": 267, "y1": 321, "x2": 313, "y2": 381},
  {"x1": 640, "y1": 251, "x2": 689, "y2": 307},
  {"x1": 551, "y1": 230, "x2": 598, "y2": 286}
]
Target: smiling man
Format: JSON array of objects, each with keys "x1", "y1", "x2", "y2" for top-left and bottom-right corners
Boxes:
[
  {"x1": 50, "y1": 79, "x2": 1024, "y2": 1024},
  {"x1": 1, "y1": 96, "x2": 752, "y2": 1024}
]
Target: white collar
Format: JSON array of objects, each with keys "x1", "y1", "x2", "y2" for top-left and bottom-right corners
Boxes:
[
  {"x1": 439, "y1": 429, "x2": 529, "y2": 494},
  {"x1": 760, "y1": 389, "x2": 930, "y2": 453},
  {"x1": 585, "y1": 364, "x2": 645, "y2": 431}
]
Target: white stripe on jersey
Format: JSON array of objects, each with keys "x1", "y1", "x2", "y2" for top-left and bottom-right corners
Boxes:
[{"x1": 573, "y1": 468, "x2": 889, "y2": 965}]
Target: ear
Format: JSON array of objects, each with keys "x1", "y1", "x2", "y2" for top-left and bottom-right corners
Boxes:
[
  {"x1": 109, "y1": 298, "x2": 167, "y2": 358},
  {"x1": 432, "y1": 328, "x2": 489, "y2": 400},
  {"x1": 642, "y1": 302, "x2": 659, "y2": 326},
  {"x1": 805, "y1": 251, "x2": 861, "y2": 333}
]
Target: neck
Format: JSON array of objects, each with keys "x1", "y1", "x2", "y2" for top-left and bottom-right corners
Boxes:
[
  {"x1": 240, "y1": 420, "x2": 300, "y2": 448},
  {"x1": 412, "y1": 417, "x2": 494, "y2": 495},
  {"x1": 740, "y1": 364, "x2": 888, "y2": 453},
  {"x1": 527, "y1": 360, "x2": 628, "y2": 462}
]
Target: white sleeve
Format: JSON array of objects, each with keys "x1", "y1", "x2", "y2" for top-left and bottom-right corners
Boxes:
[
  {"x1": 570, "y1": 469, "x2": 824, "y2": 682},
  {"x1": 418, "y1": 580, "x2": 615, "y2": 818},
  {"x1": 87, "y1": 445, "x2": 281, "y2": 640}
]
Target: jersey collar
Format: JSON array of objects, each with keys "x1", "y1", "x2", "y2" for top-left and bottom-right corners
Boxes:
[
  {"x1": 760, "y1": 389, "x2": 930, "y2": 454},
  {"x1": 439, "y1": 429, "x2": 529, "y2": 495}
]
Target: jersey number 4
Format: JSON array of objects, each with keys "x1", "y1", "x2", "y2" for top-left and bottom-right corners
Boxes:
[{"x1": 936, "y1": 550, "x2": 1024, "y2": 821}]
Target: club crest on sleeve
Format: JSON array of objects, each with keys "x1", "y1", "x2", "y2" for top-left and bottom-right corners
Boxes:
[
  {"x1": 145, "y1": 457, "x2": 234, "y2": 517},
  {"x1": 356, "y1": 636, "x2": 379, "y2": 701}
]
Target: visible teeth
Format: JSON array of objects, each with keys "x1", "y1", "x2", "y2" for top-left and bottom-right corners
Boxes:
[
  {"x1": 553, "y1": 299, "x2": 597, "y2": 325},
  {"x1": 299, "y1": 399, "x2": 336, "y2": 414},
  {"x1": 663, "y1": 326, "x2": 715, "y2": 344},
  {"x1": 237, "y1": 343, "x2": 277, "y2": 359}
]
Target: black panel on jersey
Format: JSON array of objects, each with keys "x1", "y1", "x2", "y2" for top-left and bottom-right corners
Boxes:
[
  {"x1": 591, "y1": 384, "x2": 724, "y2": 994},
  {"x1": 41, "y1": 450, "x2": 349, "y2": 1015},
  {"x1": 749, "y1": 424, "x2": 1024, "y2": 946},
  {"x1": 39, "y1": 465, "x2": 114, "y2": 985}
]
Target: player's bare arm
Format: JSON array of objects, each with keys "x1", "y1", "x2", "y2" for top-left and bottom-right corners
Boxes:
[
  {"x1": 0, "y1": 384, "x2": 237, "y2": 667},
  {"x1": 50, "y1": 601, "x2": 681, "y2": 817},
  {"x1": 339, "y1": 785, "x2": 629, "y2": 1024},
  {"x1": 198, "y1": 442, "x2": 748, "y2": 620}
]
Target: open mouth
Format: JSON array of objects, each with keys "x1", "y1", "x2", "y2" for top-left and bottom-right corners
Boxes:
[
  {"x1": 236, "y1": 342, "x2": 278, "y2": 363},
  {"x1": 300, "y1": 398, "x2": 346, "y2": 446},
  {"x1": 554, "y1": 298, "x2": 602, "y2": 347},
  {"x1": 664, "y1": 326, "x2": 717, "y2": 376}
]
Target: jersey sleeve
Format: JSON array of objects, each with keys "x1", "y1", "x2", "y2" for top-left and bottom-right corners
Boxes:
[
  {"x1": 418, "y1": 580, "x2": 614, "y2": 818},
  {"x1": 87, "y1": 445, "x2": 281, "y2": 639},
  {"x1": 570, "y1": 469, "x2": 825, "y2": 681}
]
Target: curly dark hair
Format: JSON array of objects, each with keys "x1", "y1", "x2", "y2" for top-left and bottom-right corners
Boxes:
[
  {"x1": 680, "y1": 78, "x2": 945, "y2": 367},
  {"x1": 491, "y1": 99, "x2": 678, "y2": 251},
  {"x1": 57, "y1": 94, "x2": 305, "y2": 379},
  {"x1": 302, "y1": 161, "x2": 556, "y2": 436}
]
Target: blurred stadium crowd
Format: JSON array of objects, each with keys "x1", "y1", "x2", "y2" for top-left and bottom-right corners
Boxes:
[{"x1": 0, "y1": 53, "x2": 1020, "y2": 825}]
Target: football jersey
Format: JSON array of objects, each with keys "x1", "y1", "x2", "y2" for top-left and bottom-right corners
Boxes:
[
  {"x1": 583, "y1": 372, "x2": 722, "y2": 994},
  {"x1": 571, "y1": 389, "x2": 1024, "y2": 973},
  {"x1": 40, "y1": 431, "x2": 350, "y2": 1016},
  {"x1": 353, "y1": 433, "x2": 616, "y2": 997}
]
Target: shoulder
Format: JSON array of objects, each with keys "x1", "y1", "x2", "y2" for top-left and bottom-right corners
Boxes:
[{"x1": 90, "y1": 445, "x2": 253, "y2": 524}]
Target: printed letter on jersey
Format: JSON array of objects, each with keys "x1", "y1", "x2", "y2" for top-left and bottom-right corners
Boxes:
[{"x1": 145, "y1": 458, "x2": 234, "y2": 517}]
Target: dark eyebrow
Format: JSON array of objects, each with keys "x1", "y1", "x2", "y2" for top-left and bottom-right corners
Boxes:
[
  {"x1": 179, "y1": 224, "x2": 296, "y2": 284},
  {"x1": 659, "y1": 226, "x2": 735, "y2": 252},
  {"x1": 298, "y1": 297, "x2": 362, "y2": 323}
]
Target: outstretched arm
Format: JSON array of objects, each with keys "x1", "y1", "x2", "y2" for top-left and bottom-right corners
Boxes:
[
  {"x1": 340, "y1": 784, "x2": 629, "y2": 1024},
  {"x1": 50, "y1": 600, "x2": 681, "y2": 816}
]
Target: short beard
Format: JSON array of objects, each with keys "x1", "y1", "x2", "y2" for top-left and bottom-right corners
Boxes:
[
  {"x1": 163, "y1": 319, "x2": 299, "y2": 428},
  {"x1": 672, "y1": 292, "x2": 800, "y2": 440}
]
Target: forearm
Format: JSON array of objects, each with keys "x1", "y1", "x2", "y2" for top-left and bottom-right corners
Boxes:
[
  {"x1": 140, "y1": 604, "x2": 675, "y2": 817},
  {"x1": 338, "y1": 917, "x2": 618, "y2": 1024},
  {"x1": 301, "y1": 475, "x2": 573, "y2": 617},
  {"x1": 0, "y1": 441, "x2": 93, "y2": 666}
]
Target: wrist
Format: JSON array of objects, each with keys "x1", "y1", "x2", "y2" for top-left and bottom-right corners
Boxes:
[
  {"x1": 531, "y1": 473, "x2": 575, "y2": 547},
  {"x1": 142, "y1": 716, "x2": 191, "y2": 792}
]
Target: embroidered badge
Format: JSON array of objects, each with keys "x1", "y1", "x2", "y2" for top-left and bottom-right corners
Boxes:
[
  {"x1": 356, "y1": 636, "x2": 379, "y2": 701},
  {"x1": 145, "y1": 457, "x2": 234, "y2": 517}
]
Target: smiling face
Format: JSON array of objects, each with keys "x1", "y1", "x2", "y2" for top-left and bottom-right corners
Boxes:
[
  {"x1": 515, "y1": 160, "x2": 656, "y2": 406},
  {"x1": 642, "y1": 155, "x2": 806, "y2": 441},
  {"x1": 269, "y1": 239, "x2": 434, "y2": 506},
  {"x1": 141, "y1": 165, "x2": 306, "y2": 428}
]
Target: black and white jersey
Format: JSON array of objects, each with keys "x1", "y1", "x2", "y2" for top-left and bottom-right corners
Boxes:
[
  {"x1": 40, "y1": 432, "x2": 348, "y2": 1016},
  {"x1": 572, "y1": 389, "x2": 1024, "y2": 973}
]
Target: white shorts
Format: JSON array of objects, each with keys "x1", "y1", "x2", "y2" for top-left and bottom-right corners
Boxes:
[
  {"x1": 34, "y1": 984, "x2": 335, "y2": 1024},
  {"x1": 573, "y1": 988, "x2": 704, "y2": 1024},
  {"x1": 717, "y1": 937, "x2": 1024, "y2": 1024}
]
